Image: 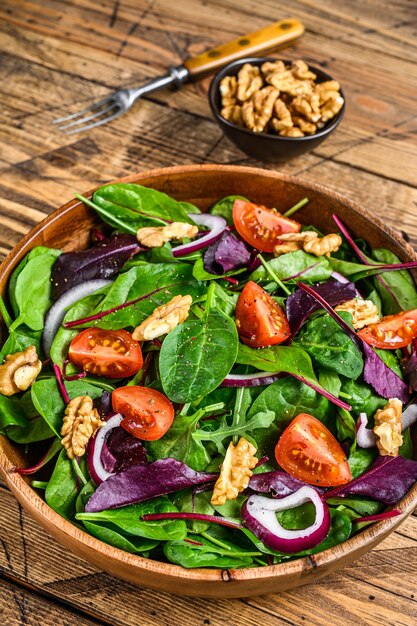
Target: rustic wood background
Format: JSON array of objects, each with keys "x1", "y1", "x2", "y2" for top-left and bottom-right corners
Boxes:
[{"x1": 1, "y1": 0, "x2": 417, "y2": 624}]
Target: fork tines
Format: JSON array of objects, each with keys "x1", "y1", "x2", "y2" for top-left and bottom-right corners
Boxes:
[{"x1": 53, "y1": 95, "x2": 122, "y2": 134}]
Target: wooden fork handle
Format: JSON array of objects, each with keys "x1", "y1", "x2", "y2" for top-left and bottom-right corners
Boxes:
[{"x1": 183, "y1": 18, "x2": 305, "y2": 78}]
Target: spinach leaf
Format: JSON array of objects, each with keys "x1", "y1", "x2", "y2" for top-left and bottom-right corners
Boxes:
[
  {"x1": 246, "y1": 377, "x2": 331, "y2": 456},
  {"x1": 318, "y1": 369, "x2": 341, "y2": 398},
  {"x1": 31, "y1": 378, "x2": 104, "y2": 436},
  {"x1": 250, "y1": 250, "x2": 333, "y2": 284},
  {"x1": 160, "y1": 308, "x2": 238, "y2": 403},
  {"x1": 209, "y1": 195, "x2": 248, "y2": 226},
  {"x1": 193, "y1": 410, "x2": 275, "y2": 455},
  {"x1": 85, "y1": 263, "x2": 205, "y2": 330},
  {"x1": 372, "y1": 248, "x2": 417, "y2": 314},
  {"x1": 9, "y1": 247, "x2": 61, "y2": 331},
  {"x1": 293, "y1": 313, "x2": 363, "y2": 380},
  {"x1": 327, "y1": 497, "x2": 383, "y2": 516},
  {"x1": 0, "y1": 396, "x2": 28, "y2": 432},
  {"x1": 92, "y1": 183, "x2": 197, "y2": 231},
  {"x1": 7, "y1": 416, "x2": 55, "y2": 444},
  {"x1": 0, "y1": 326, "x2": 42, "y2": 362},
  {"x1": 171, "y1": 490, "x2": 214, "y2": 533},
  {"x1": 77, "y1": 496, "x2": 187, "y2": 540},
  {"x1": 340, "y1": 378, "x2": 386, "y2": 416},
  {"x1": 147, "y1": 409, "x2": 211, "y2": 471},
  {"x1": 336, "y1": 408, "x2": 356, "y2": 442},
  {"x1": 45, "y1": 450, "x2": 79, "y2": 519},
  {"x1": 348, "y1": 447, "x2": 377, "y2": 478},
  {"x1": 236, "y1": 344, "x2": 319, "y2": 386},
  {"x1": 399, "y1": 427, "x2": 413, "y2": 459},
  {"x1": 82, "y1": 521, "x2": 160, "y2": 553},
  {"x1": 374, "y1": 347, "x2": 403, "y2": 379},
  {"x1": 164, "y1": 536, "x2": 255, "y2": 568}
]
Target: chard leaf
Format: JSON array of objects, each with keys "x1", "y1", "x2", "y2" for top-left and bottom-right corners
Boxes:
[{"x1": 250, "y1": 250, "x2": 333, "y2": 284}]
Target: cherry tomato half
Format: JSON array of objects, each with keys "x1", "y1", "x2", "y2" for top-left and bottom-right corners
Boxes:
[
  {"x1": 235, "y1": 281, "x2": 290, "y2": 348},
  {"x1": 275, "y1": 413, "x2": 352, "y2": 487},
  {"x1": 357, "y1": 309, "x2": 417, "y2": 349},
  {"x1": 112, "y1": 386, "x2": 175, "y2": 441},
  {"x1": 232, "y1": 199, "x2": 301, "y2": 253},
  {"x1": 69, "y1": 328, "x2": 143, "y2": 378}
]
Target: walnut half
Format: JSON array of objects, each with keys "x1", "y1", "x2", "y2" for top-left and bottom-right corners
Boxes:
[
  {"x1": 132, "y1": 294, "x2": 192, "y2": 341},
  {"x1": 373, "y1": 398, "x2": 403, "y2": 457},
  {"x1": 61, "y1": 396, "x2": 105, "y2": 459},
  {"x1": 136, "y1": 222, "x2": 198, "y2": 248},
  {"x1": 211, "y1": 437, "x2": 258, "y2": 506},
  {"x1": 0, "y1": 346, "x2": 42, "y2": 396},
  {"x1": 335, "y1": 299, "x2": 380, "y2": 330}
]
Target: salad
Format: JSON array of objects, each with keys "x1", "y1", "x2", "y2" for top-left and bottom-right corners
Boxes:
[{"x1": 1, "y1": 182, "x2": 417, "y2": 570}]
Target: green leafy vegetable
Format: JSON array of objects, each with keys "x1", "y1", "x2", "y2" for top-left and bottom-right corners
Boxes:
[
  {"x1": 209, "y1": 195, "x2": 248, "y2": 225},
  {"x1": 45, "y1": 450, "x2": 79, "y2": 519},
  {"x1": 160, "y1": 308, "x2": 238, "y2": 403},
  {"x1": 250, "y1": 250, "x2": 333, "y2": 284},
  {"x1": 164, "y1": 536, "x2": 255, "y2": 568}
]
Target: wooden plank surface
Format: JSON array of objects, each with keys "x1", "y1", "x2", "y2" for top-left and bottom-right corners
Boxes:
[{"x1": 1, "y1": 0, "x2": 417, "y2": 623}]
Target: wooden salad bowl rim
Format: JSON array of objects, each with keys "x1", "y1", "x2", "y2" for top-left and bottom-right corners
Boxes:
[{"x1": 0, "y1": 164, "x2": 416, "y2": 597}]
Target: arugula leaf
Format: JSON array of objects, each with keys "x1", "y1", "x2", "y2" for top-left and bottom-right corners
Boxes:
[
  {"x1": 147, "y1": 409, "x2": 210, "y2": 471},
  {"x1": 293, "y1": 313, "x2": 363, "y2": 380},
  {"x1": 160, "y1": 308, "x2": 238, "y2": 403},
  {"x1": 193, "y1": 410, "x2": 275, "y2": 455}
]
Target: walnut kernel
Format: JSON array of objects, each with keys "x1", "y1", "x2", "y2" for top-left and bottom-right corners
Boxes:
[
  {"x1": 61, "y1": 396, "x2": 105, "y2": 459},
  {"x1": 132, "y1": 294, "x2": 192, "y2": 341},
  {"x1": 373, "y1": 398, "x2": 403, "y2": 457},
  {"x1": 136, "y1": 222, "x2": 198, "y2": 248},
  {"x1": 304, "y1": 233, "x2": 342, "y2": 257},
  {"x1": 236, "y1": 63, "x2": 263, "y2": 101},
  {"x1": 335, "y1": 299, "x2": 380, "y2": 330},
  {"x1": 211, "y1": 437, "x2": 258, "y2": 506},
  {"x1": 0, "y1": 346, "x2": 42, "y2": 396}
]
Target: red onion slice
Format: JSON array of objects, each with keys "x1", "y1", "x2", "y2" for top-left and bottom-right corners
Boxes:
[
  {"x1": 42, "y1": 279, "x2": 112, "y2": 355},
  {"x1": 330, "y1": 271, "x2": 350, "y2": 284},
  {"x1": 356, "y1": 403, "x2": 417, "y2": 449},
  {"x1": 87, "y1": 413, "x2": 123, "y2": 484},
  {"x1": 172, "y1": 214, "x2": 226, "y2": 257},
  {"x1": 242, "y1": 486, "x2": 331, "y2": 553},
  {"x1": 221, "y1": 371, "x2": 284, "y2": 387}
]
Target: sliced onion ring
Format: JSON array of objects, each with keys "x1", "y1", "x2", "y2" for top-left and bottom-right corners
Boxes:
[
  {"x1": 172, "y1": 213, "x2": 226, "y2": 257},
  {"x1": 242, "y1": 487, "x2": 331, "y2": 553},
  {"x1": 87, "y1": 413, "x2": 123, "y2": 484},
  {"x1": 221, "y1": 371, "x2": 284, "y2": 387},
  {"x1": 356, "y1": 404, "x2": 417, "y2": 449},
  {"x1": 42, "y1": 279, "x2": 112, "y2": 356}
]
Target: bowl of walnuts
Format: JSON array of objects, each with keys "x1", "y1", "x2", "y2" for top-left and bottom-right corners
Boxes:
[{"x1": 208, "y1": 57, "x2": 345, "y2": 162}]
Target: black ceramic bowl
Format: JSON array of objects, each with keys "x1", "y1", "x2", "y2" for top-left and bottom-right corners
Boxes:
[{"x1": 208, "y1": 57, "x2": 346, "y2": 163}]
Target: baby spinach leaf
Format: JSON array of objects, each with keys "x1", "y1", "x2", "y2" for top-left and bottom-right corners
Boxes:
[
  {"x1": 193, "y1": 410, "x2": 275, "y2": 455},
  {"x1": 77, "y1": 496, "x2": 187, "y2": 540},
  {"x1": 160, "y1": 308, "x2": 238, "y2": 403},
  {"x1": 45, "y1": 450, "x2": 78, "y2": 520},
  {"x1": 250, "y1": 250, "x2": 333, "y2": 284},
  {"x1": 236, "y1": 344, "x2": 317, "y2": 382},
  {"x1": 399, "y1": 427, "x2": 413, "y2": 459},
  {"x1": 326, "y1": 497, "x2": 383, "y2": 516},
  {"x1": 318, "y1": 369, "x2": 342, "y2": 398},
  {"x1": 10, "y1": 247, "x2": 61, "y2": 331},
  {"x1": 82, "y1": 521, "x2": 160, "y2": 553},
  {"x1": 147, "y1": 410, "x2": 211, "y2": 471},
  {"x1": 293, "y1": 313, "x2": 363, "y2": 380},
  {"x1": 164, "y1": 536, "x2": 254, "y2": 569},
  {"x1": 336, "y1": 408, "x2": 356, "y2": 442},
  {"x1": 93, "y1": 183, "x2": 197, "y2": 230},
  {"x1": 374, "y1": 347, "x2": 403, "y2": 379},
  {"x1": 209, "y1": 195, "x2": 248, "y2": 225},
  {"x1": 372, "y1": 248, "x2": 417, "y2": 314},
  {"x1": 86, "y1": 263, "x2": 205, "y2": 330},
  {"x1": 348, "y1": 447, "x2": 377, "y2": 478},
  {"x1": 7, "y1": 416, "x2": 55, "y2": 444},
  {"x1": 0, "y1": 326, "x2": 42, "y2": 362},
  {"x1": 340, "y1": 378, "x2": 386, "y2": 416},
  {"x1": 0, "y1": 396, "x2": 29, "y2": 432},
  {"x1": 31, "y1": 378, "x2": 104, "y2": 436},
  {"x1": 171, "y1": 490, "x2": 215, "y2": 533}
]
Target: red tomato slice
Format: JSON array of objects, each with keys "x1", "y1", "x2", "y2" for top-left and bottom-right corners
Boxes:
[
  {"x1": 68, "y1": 328, "x2": 143, "y2": 379},
  {"x1": 235, "y1": 281, "x2": 290, "y2": 348},
  {"x1": 275, "y1": 413, "x2": 352, "y2": 487},
  {"x1": 232, "y1": 199, "x2": 301, "y2": 253},
  {"x1": 112, "y1": 386, "x2": 175, "y2": 441},
  {"x1": 357, "y1": 309, "x2": 417, "y2": 349}
]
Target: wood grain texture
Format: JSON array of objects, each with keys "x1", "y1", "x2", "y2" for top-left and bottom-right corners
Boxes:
[{"x1": 0, "y1": 0, "x2": 416, "y2": 621}]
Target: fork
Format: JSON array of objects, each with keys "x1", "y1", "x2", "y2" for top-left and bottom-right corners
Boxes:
[{"x1": 53, "y1": 18, "x2": 304, "y2": 134}]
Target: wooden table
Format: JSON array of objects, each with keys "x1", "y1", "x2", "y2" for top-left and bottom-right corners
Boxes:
[{"x1": 1, "y1": 1, "x2": 417, "y2": 624}]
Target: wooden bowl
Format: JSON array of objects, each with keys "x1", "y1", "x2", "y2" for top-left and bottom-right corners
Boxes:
[{"x1": 0, "y1": 165, "x2": 416, "y2": 598}]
